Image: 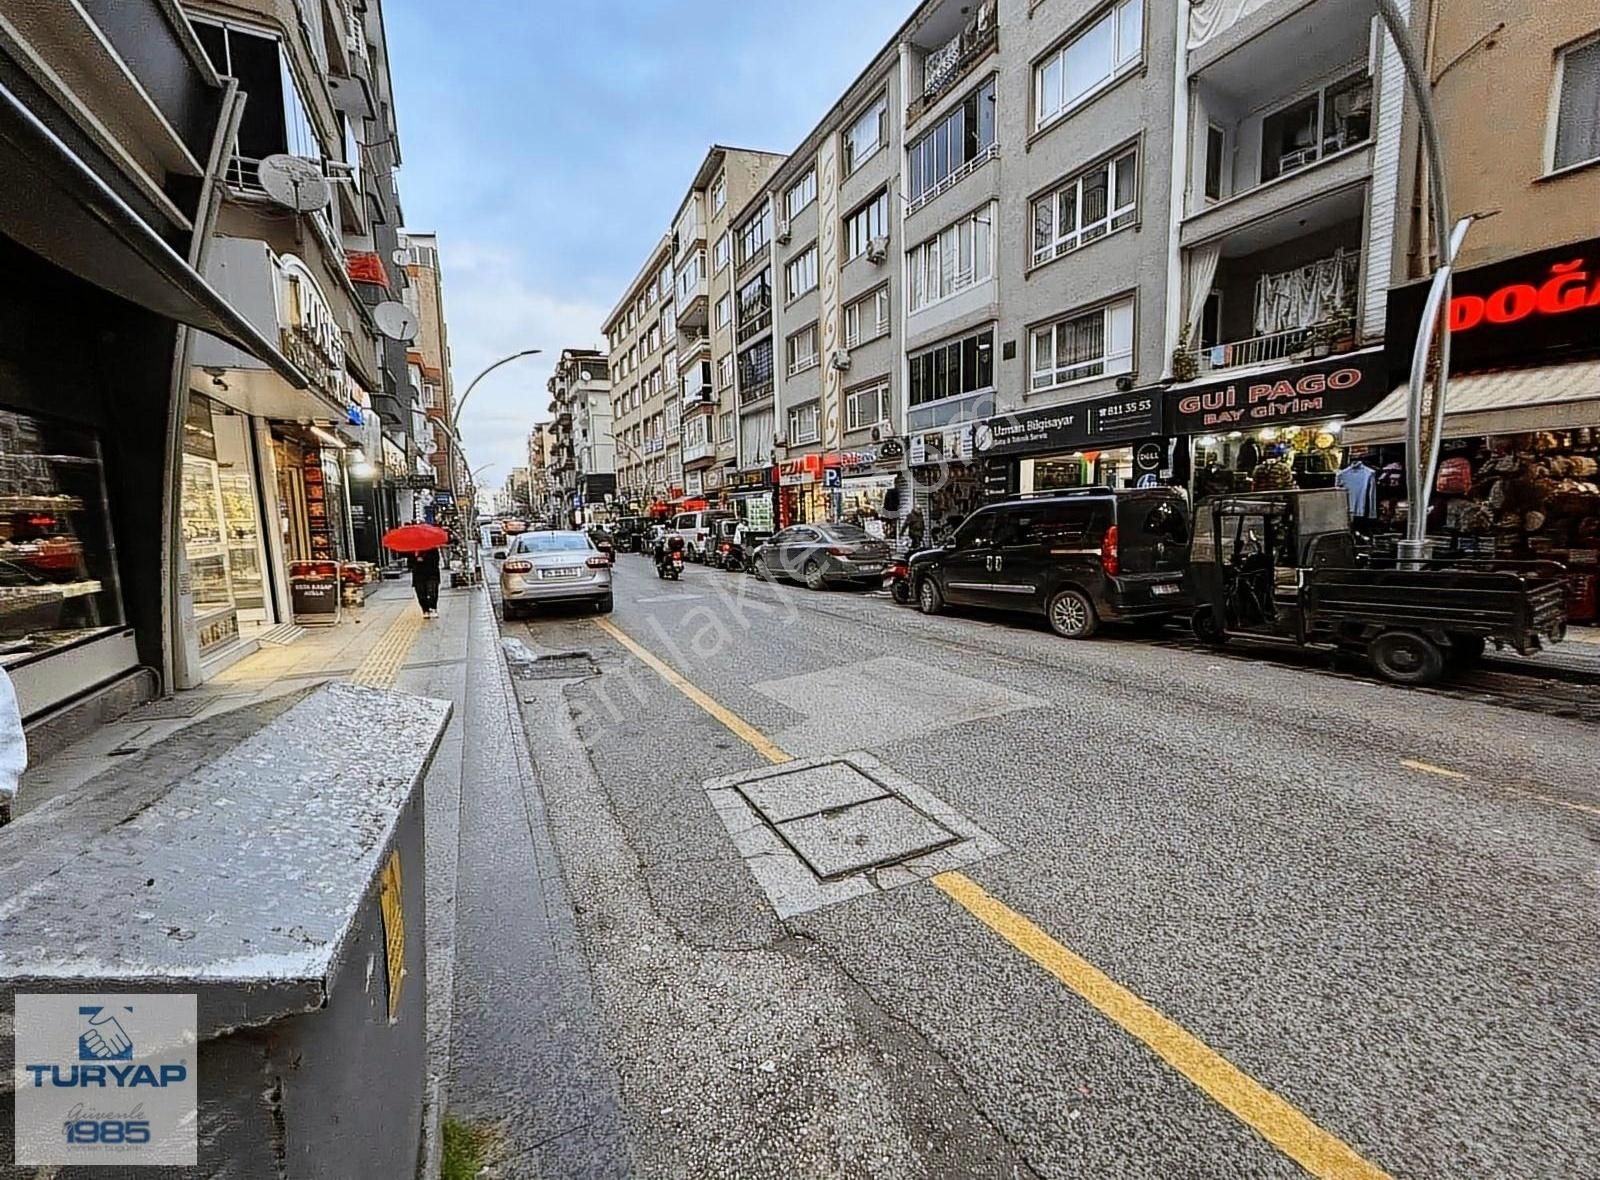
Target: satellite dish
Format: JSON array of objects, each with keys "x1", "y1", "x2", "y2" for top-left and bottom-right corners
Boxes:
[
  {"x1": 391, "y1": 247, "x2": 411, "y2": 266},
  {"x1": 373, "y1": 301, "x2": 420, "y2": 342},
  {"x1": 580, "y1": 369, "x2": 593, "y2": 382},
  {"x1": 257, "y1": 154, "x2": 331, "y2": 213}
]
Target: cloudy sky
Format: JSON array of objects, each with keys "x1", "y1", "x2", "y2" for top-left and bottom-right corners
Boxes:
[{"x1": 384, "y1": 0, "x2": 908, "y2": 491}]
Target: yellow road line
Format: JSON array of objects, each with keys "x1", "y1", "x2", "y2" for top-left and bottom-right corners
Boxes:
[
  {"x1": 1402, "y1": 759, "x2": 1600, "y2": 817},
  {"x1": 592, "y1": 617, "x2": 791, "y2": 764},
  {"x1": 1400, "y1": 759, "x2": 1470, "y2": 781},
  {"x1": 351, "y1": 608, "x2": 427, "y2": 689},
  {"x1": 932, "y1": 871, "x2": 1392, "y2": 1180},
  {"x1": 594, "y1": 615, "x2": 1391, "y2": 1179}
]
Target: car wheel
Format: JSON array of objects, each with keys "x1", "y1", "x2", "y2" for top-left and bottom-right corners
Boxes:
[
  {"x1": 1369, "y1": 630, "x2": 1444, "y2": 685},
  {"x1": 597, "y1": 595, "x2": 614, "y2": 614},
  {"x1": 804, "y1": 559, "x2": 828, "y2": 591},
  {"x1": 500, "y1": 602, "x2": 517, "y2": 622},
  {"x1": 1047, "y1": 589, "x2": 1099, "y2": 639},
  {"x1": 1191, "y1": 608, "x2": 1227, "y2": 646},
  {"x1": 917, "y1": 577, "x2": 944, "y2": 615}
]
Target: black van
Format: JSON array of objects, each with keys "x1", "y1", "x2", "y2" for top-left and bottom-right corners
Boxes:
[{"x1": 908, "y1": 487, "x2": 1192, "y2": 638}]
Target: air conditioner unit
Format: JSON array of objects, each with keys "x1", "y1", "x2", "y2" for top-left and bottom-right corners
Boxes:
[
  {"x1": 776, "y1": 220, "x2": 792, "y2": 244},
  {"x1": 866, "y1": 236, "x2": 889, "y2": 264},
  {"x1": 830, "y1": 349, "x2": 853, "y2": 372}
]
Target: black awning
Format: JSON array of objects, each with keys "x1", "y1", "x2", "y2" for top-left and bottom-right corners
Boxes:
[{"x1": 0, "y1": 77, "x2": 309, "y2": 391}]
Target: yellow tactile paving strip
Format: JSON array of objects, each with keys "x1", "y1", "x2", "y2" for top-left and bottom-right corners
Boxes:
[{"x1": 350, "y1": 609, "x2": 428, "y2": 689}]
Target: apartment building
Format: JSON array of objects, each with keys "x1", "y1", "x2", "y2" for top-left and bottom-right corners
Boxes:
[
  {"x1": 546, "y1": 348, "x2": 613, "y2": 524},
  {"x1": 674, "y1": 147, "x2": 786, "y2": 502},
  {"x1": 403, "y1": 232, "x2": 459, "y2": 495},
  {"x1": 604, "y1": 236, "x2": 674, "y2": 504}
]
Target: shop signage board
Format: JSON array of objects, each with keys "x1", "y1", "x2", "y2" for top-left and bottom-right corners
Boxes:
[
  {"x1": 1166, "y1": 350, "x2": 1387, "y2": 434},
  {"x1": 1134, "y1": 440, "x2": 1167, "y2": 477},
  {"x1": 1385, "y1": 234, "x2": 1600, "y2": 381},
  {"x1": 970, "y1": 389, "x2": 1161, "y2": 457},
  {"x1": 730, "y1": 467, "x2": 773, "y2": 492},
  {"x1": 779, "y1": 457, "x2": 818, "y2": 486},
  {"x1": 276, "y1": 256, "x2": 346, "y2": 395},
  {"x1": 876, "y1": 437, "x2": 905, "y2": 465}
]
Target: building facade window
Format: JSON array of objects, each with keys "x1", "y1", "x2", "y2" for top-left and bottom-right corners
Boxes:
[
  {"x1": 845, "y1": 381, "x2": 891, "y2": 432},
  {"x1": 710, "y1": 171, "x2": 727, "y2": 214},
  {"x1": 1034, "y1": 0, "x2": 1142, "y2": 130},
  {"x1": 715, "y1": 294, "x2": 732, "y2": 330},
  {"x1": 736, "y1": 270, "x2": 772, "y2": 334},
  {"x1": 1553, "y1": 34, "x2": 1600, "y2": 171},
  {"x1": 717, "y1": 354, "x2": 734, "y2": 388},
  {"x1": 737, "y1": 206, "x2": 773, "y2": 266},
  {"x1": 661, "y1": 303, "x2": 675, "y2": 337},
  {"x1": 1259, "y1": 71, "x2": 1372, "y2": 183},
  {"x1": 908, "y1": 202, "x2": 995, "y2": 313},
  {"x1": 843, "y1": 93, "x2": 889, "y2": 175},
  {"x1": 845, "y1": 190, "x2": 890, "y2": 260},
  {"x1": 787, "y1": 401, "x2": 821, "y2": 444},
  {"x1": 907, "y1": 77, "x2": 997, "y2": 206},
  {"x1": 785, "y1": 246, "x2": 819, "y2": 301},
  {"x1": 1030, "y1": 298, "x2": 1135, "y2": 390},
  {"x1": 844, "y1": 286, "x2": 892, "y2": 347},
  {"x1": 659, "y1": 267, "x2": 673, "y2": 298},
  {"x1": 713, "y1": 232, "x2": 731, "y2": 271},
  {"x1": 191, "y1": 19, "x2": 326, "y2": 179},
  {"x1": 1031, "y1": 147, "x2": 1138, "y2": 268},
  {"x1": 738, "y1": 338, "x2": 775, "y2": 393},
  {"x1": 719, "y1": 410, "x2": 735, "y2": 442},
  {"x1": 786, "y1": 170, "x2": 817, "y2": 219},
  {"x1": 909, "y1": 326, "x2": 994, "y2": 408},
  {"x1": 677, "y1": 250, "x2": 706, "y2": 302},
  {"x1": 786, "y1": 323, "x2": 819, "y2": 374}
]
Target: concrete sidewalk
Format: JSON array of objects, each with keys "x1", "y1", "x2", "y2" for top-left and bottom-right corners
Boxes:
[
  {"x1": 16, "y1": 578, "x2": 480, "y2": 1179},
  {"x1": 1483, "y1": 624, "x2": 1600, "y2": 683}
]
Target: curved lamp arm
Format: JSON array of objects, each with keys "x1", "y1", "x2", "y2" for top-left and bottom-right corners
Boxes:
[{"x1": 451, "y1": 348, "x2": 542, "y2": 432}]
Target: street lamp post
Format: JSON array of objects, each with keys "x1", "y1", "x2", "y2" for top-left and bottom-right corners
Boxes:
[{"x1": 444, "y1": 347, "x2": 541, "y2": 505}]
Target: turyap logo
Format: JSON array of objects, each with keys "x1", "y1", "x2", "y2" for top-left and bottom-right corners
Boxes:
[
  {"x1": 79, "y1": 1005, "x2": 134, "y2": 1061},
  {"x1": 14, "y1": 993, "x2": 198, "y2": 1166}
]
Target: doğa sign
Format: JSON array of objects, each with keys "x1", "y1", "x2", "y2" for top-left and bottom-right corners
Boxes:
[{"x1": 1386, "y1": 235, "x2": 1600, "y2": 380}]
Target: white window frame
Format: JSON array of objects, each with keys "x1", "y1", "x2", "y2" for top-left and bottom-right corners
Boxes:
[
  {"x1": 1029, "y1": 298, "x2": 1136, "y2": 391},
  {"x1": 715, "y1": 294, "x2": 732, "y2": 330},
  {"x1": 1034, "y1": 0, "x2": 1143, "y2": 131},
  {"x1": 907, "y1": 202, "x2": 996, "y2": 314},
  {"x1": 843, "y1": 286, "x2": 892, "y2": 348},
  {"x1": 785, "y1": 245, "x2": 819, "y2": 302},
  {"x1": 1031, "y1": 147, "x2": 1138, "y2": 268},
  {"x1": 786, "y1": 170, "x2": 817, "y2": 219},
  {"x1": 676, "y1": 250, "x2": 706, "y2": 303},
  {"x1": 845, "y1": 381, "x2": 891, "y2": 433},
  {"x1": 843, "y1": 93, "x2": 889, "y2": 175},
  {"x1": 713, "y1": 232, "x2": 731, "y2": 272},
  {"x1": 786, "y1": 323, "x2": 820, "y2": 375},
  {"x1": 845, "y1": 190, "x2": 890, "y2": 260},
  {"x1": 717, "y1": 354, "x2": 734, "y2": 389},
  {"x1": 1548, "y1": 31, "x2": 1600, "y2": 174},
  {"x1": 788, "y1": 401, "x2": 821, "y2": 444},
  {"x1": 710, "y1": 172, "x2": 727, "y2": 214},
  {"x1": 719, "y1": 410, "x2": 735, "y2": 442}
]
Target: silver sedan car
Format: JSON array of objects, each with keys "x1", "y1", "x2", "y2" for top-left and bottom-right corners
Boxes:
[{"x1": 499, "y1": 531, "x2": 613, "y2": 619}]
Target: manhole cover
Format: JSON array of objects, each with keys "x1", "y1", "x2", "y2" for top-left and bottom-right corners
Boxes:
[
  {"x1": 126, "y1": 693, "x2": 245, "y2": 721},
  {"x1": 737, "y1": 759, "x2": 959, "y2": 880}
]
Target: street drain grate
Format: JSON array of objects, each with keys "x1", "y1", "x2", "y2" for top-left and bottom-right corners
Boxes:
[
  {"x1": 736, "y1": 761, "x2": 959, "y2": 879},
  {"x1": 708, "y1": 753, "x2": 1007, "y2": 917}
]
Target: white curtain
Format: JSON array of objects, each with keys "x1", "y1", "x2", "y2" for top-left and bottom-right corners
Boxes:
[
  {"x1": 1185, "y1": 242, "x2": 1222, "y2": 343},
  {"x1": 1253, "y1": 249, "x2": 1357, "y2": 335}
]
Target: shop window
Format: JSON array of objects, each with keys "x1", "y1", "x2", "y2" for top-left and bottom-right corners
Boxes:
[{"x1": 0, "y1": 407, "x2": 125, "y2": 668}]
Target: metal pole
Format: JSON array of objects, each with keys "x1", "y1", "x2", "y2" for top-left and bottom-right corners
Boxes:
[
  {"x1": 450, "y1": 348, "x2": 542, "y2": 433},
  {"x1": 1373, "y1": 0, "x2": 1460, "y2": 564}
]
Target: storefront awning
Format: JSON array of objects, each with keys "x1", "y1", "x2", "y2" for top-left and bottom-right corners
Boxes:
[
  {"x1": 0, "y1": 78, "x2": 311, "y2": 392},
  {"x1": 1343, "y1": 360, "x2": 1600, "y2": 446}
]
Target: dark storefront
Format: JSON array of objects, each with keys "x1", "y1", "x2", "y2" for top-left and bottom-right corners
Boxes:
[{"x1": 970, "y1": 387, "x2": 1168, "y2": 497}]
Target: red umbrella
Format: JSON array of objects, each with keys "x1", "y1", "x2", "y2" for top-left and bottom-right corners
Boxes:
[{"x1": 382, "y1": 523, "x2": 450, "y2": 553}]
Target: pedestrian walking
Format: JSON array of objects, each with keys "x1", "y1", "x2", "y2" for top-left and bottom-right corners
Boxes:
[
  {"x1": 0, "y1": 666, "x2": 26, "y2": 828},
  {"x1": 410, "y1": 546, "x2": 441, "y2": 617}
]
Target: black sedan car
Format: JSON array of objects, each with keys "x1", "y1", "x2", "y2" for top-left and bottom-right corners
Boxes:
[{"x1": 755, "y1": 522, "x2": 892, "y2": 590}]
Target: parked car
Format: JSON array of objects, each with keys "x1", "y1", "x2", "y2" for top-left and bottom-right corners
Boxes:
[
  {"x1": 909, "y1": 488, "x2": 1192, "y2": 638},
  {"x1": 673, "y1": 510, "x2": 736, "y2": 563},
  {"x1": 480, "y1": 523, "x2": 508, "y2": 560},
  {"x1": 756, "y1": 522, "x2": 894, "y2": 589},
  {"x1": 499, "y1": 530, "x2": 613, "y2": 619},
  {"x1": 612, "y1": 515, "x2": 648, "y2": 553}
]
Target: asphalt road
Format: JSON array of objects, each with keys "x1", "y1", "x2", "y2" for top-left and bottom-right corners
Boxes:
[{"x1": 464, "y1": 551, "x2": 1600, "y2": 1179}]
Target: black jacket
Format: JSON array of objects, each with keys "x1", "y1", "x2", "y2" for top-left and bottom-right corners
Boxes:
[{"x1": 409, "y1": 549, "x2": 441, "y2": 586}]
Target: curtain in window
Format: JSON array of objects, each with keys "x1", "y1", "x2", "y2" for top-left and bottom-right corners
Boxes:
[
  {"x1": 1253, "y1": 248, "x2": 1357, "y2": 335},
  {"x1": 1556, "y1": 41, "x2": 1600, "y2": 169},
  {"x1": 1185, "y1": 241, "x2": 1222, "y2": 343}
]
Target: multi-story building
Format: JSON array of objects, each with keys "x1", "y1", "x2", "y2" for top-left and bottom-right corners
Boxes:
[
  {"x1": 604, "y1": 237, "x2": 674, "y2": 506},
  {"x1": 671, "y1": 147, "x2": 786, "y2": 504},
  {"x1": 402, "y1": 232, "x2": 460, "y2": 498},
  {"x1": 546, "y1": 349, "x2": 613, "y2": 524},
  {"x1": 527, "y1": 421, "x2": 556, "y2": 518}
]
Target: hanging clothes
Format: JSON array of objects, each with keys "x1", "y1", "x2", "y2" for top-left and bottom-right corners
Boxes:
[{"x1": 1336, "y1": 461, "x2": 1378, "y2": 517}]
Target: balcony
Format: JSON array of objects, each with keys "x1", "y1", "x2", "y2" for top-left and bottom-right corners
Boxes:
[
  {"x1": 1179, "y1": 211, "x2": 1364, "y2": 377},
  {"x1": 679, "y1": 331, "x2": 710, "y2": 361},
  {"x1": 906, "y1": 0, "x2": 998, "y2": 126},
  {"x1": 682, "y1": 438, "x2": 716, "y2": 466},
  {"x1": 682, "y1": 359, "x2": 715, "y2": 410},
  {"x1": 739, "y1": 378, "x2": 774, "y2": 407}
]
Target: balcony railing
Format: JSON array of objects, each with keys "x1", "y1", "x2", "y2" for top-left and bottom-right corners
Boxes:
[
  {"x1": 906, "y1": 6, "x2": 997, "y2": 125},
  {"x1": 1184, "y1": 320, "x2": 1359, "y2": 376},
  {"x1": 739, "y1": 378, "x2": 774, "y2": 406},
  {"x1": 737, "y1": 299, "x2": 772, "y2": 342}
]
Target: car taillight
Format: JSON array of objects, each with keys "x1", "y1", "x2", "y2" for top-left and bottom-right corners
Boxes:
[
  {"x1": 827, "y1": 547, "x2": 849, "y2": 557},
  {"x1": 587, "y1": 556, "x2": 611, "y2": 568},
  {"x1": 1101, "y1": 525, "x2": 1120, "y2": 577},
  {"x1": 503, "y1": 560, "x2": 532, "y2": 574},
  {"x1": 719, "y1": 543, "x2": 731, "y2": 553}
]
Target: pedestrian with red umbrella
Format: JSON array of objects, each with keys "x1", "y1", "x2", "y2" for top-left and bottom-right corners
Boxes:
[{"x1": 383, "y1": 522, "x2": 450, "y2": 618}]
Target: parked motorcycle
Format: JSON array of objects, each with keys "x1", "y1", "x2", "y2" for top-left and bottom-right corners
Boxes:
[
  {"x1": 654, "y1": 535, "x2": 686, "y2": 580},
  {"x1": 886, "y1": 557, "x2": 913, "y2": 604}
]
